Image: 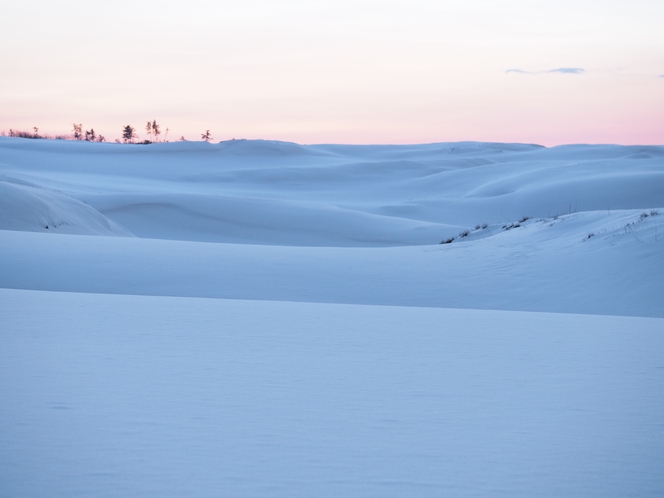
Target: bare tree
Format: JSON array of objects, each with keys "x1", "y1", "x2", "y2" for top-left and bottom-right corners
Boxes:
[
  {"x1": 85, "y1": 128, "x2": 96, "y2": 141},
  {"x1": 201, "y1": 130, "x2": 213, "y2": 142},
  {"x1": 145, "y1": 121, "x2": 153, "y2": 142},
  {"x1": 164, "y1": 127, "x2": 169, "y2": 142},
  {"x1": 97, "y1": 134, "x2": 106, "y2": 142},
  {"x1": 152, "y1": 120, "x2": 160, "y2": 143},
  {"x1": 33, "y1": 127, "x2": 39, "y2": 138},
  {"x1": 180, "y1": 136, "x2": 186, "y2": 141}
]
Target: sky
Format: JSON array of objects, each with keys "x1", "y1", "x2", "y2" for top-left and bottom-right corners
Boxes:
[{"x1": 1, "y1": 0, "x2": 662, "y2": 145}]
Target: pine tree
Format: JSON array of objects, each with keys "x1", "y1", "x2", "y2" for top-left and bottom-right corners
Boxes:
[
  {"x1": 201, "y1": 130, "x2": 212, "y2": 142},
  {"x1": 72, "y1": 123, "x2": 82, "y2": 140},
  {"x1": 122, "y1": 125, "x2": 137, "y2": 144}
]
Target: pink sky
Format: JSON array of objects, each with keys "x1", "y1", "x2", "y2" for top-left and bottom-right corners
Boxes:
[{"x1": 1, "y1": 0, "x2": 663, "y2": 145}]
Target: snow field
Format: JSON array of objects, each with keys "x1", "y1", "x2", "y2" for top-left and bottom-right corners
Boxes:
[
  {"x1": 1, "y1": 288, "x2": 663, "y2": 498},
  {"x1": 1, "y1": 137, "x2": 663, "y2": 496}
]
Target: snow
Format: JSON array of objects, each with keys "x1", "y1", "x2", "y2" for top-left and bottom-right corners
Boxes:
[
  {"x1": 1, "y1": 208, "x2": 662, "y2": 317},
  {"x1": 0, "y1": 136, "x2": 663, "y2": 496},
  {"x1": 2, "y1": 289, "x2": 663, "y2": 498}
]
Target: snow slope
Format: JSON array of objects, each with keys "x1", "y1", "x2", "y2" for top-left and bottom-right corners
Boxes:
[
  {"x1": 0, "y1": 177, "x2": 132, "y2": 236},
  {"x1": 1, "y1": 208, "x2": 662, "y2": 317},
  {"x1": 2, "y1": 289, "x2": 663, "y2": 498},
  {"x1": 1, "y1": 137, "x2": 662, "y2": 316},
  {"x1": 1, "y1": 137, "x2": 663, "y2": 496},
  {"x1": 1, "y1": 137, "x2": 662, "y2": 246}
]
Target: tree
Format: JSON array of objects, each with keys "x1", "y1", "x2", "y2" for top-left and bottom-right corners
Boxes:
[
  {"x1": 180, "y1": 136, "x2": 186, "y2": 141},
  {"x1": 85, "y1": 128, "x2": 96, "y2": 141},
  {"x1": 152, "y1": 120, "x2": 160, "y2": 142},
  {"x1": 97, "y1": 134, "x2": 106, "y2": 142},
  {"x1": 33, "y1": 127, "x2": 39, "y2": 138},
  {"x1": 145, "y1": 121, "x2": 153, "y2": 142},
  {"x1": 72, "y1": 123, "x2": 82, "y2": 140},
  {"x1": 201, "y1": 130, "x2": 212, "y2": 142},
  {"x1": 122, "y1": 125, "x2": 137, "y2": 143},
  {"x1": 164, "y1": 127, "x2": 169, "y2": 142}
]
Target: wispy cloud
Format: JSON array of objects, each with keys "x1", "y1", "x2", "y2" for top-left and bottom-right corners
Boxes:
[
  {"x1": 547, "y1": 68, "x2": 584, "y2": 74},
  {"x1": 506, "y1": 68, "x2": 585, "y2": 75}
]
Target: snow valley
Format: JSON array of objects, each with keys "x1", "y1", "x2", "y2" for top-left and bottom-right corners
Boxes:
[{"x1": 1, "y1": 137, "x2": 663, "y2": 497}]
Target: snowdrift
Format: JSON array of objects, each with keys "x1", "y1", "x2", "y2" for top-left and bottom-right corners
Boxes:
[
  {"x1": 0, "y1": 136, "x2": 661, "y2": 316},
  {"x1": 1, "y1": 137, "x2": 663, "y2": 497},
  {"x1": 0, "y1": 177, "x2": 132, "y2": 236},
  {"x1": 1, "y1": 137, "x2": 662, "y2": 246}
]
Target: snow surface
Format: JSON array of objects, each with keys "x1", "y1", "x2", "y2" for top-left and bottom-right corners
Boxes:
[
  {"x1": 2, "y1": 289, "x2": 663, "y2": 498},
  {"x1": 1, "y1": 137, "x2": 663, "y2": 496}
]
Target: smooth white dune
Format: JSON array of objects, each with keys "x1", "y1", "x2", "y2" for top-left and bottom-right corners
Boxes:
[
  {"x1": 1, "y1": 138, "x2": 662, "y2": 245},
  {"x1": 0, "y1": 207, "x2": 662, "y2": 317},
  {"x1": 0, "y1": 137, "x2": 662, "y2": 496}
]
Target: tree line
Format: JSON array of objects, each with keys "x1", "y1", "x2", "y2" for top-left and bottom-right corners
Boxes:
[{"x1": 2, "y1": 121, "x2": 215, "y2": 143}]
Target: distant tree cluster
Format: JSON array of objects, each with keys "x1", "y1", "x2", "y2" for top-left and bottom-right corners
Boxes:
[
  {"x1": 68, "y1": 124, "x2": 106, "y2": 142},
  {"x1": 2, "y1": 122, "x2": 213, "y2": 144}
]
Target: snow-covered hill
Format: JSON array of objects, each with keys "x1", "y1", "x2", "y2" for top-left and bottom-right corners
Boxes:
[
  {"x1": 1, "y1": 137, "x2": 662, "y2": 497},
  {"x1": 1, "y1": 137, "x2": 662, "y2": 245},
  {"x1": 0, "y1": 137, "x2": 661, "y2": 316}
]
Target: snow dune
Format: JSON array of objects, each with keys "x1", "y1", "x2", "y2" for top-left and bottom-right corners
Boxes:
[
  {"x1": 1, "y1": 208, "x2": 662, "y2": 317},
  {"x1": 0, "y1": 177, "x2": 131, "y2": 236},
  {"x1": 1, "y1": 137, "x2": 663, "y2": 496},
  {"x1": 1, "y1": 137, "x2": 662, "y2": 245}
]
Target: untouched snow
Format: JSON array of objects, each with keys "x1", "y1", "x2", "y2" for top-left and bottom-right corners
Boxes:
[
  {"x1": 0, "y1": 137, "x2": 662, "y2": 316},
  {"x1": 1, "y1": 207, "x2": 662, "y2": 317},
  {"x1": 1, "y1": 137, "x2": 662, "y2": 246},
  {"x1": 0, "y1": 177, "x2": 132, "y2": 236},
  {"x1": 1, "y1": 137, "x2": 663, "y2": 496},
  {"x1": 2, "y1": 289, "x2": 663, "y2": 498}
]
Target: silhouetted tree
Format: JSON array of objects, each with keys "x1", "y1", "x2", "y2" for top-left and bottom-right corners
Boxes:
[
  {"x1": 201, "y1": 130, "x2": 212, "y2": 142},
  {"x1": 152, "y1": 120, "x2": 160, "y2": 142},
  {"x1": 180, "y1": 136, "x2": 186, "y2": 141},
  {"x1": 164, "y1": 127, "x2": 169, "y2": 142},
  {"x1": 85, "y1": 128, "x2": 96, "y2": 141},
  {"x1": 72, "y1": 123, "x2": 82, "y2": 140},
  {"x1": 145, "y1": 121, "x2": 153, "y2": 142},
  {"x1": 97, "y1": 134, "x2": 106, "y2": 142},
  {"x1": 33, "y1": 127, "x2": 39, "y2": 138},
  {"x1": 122, "y1": 125, "x2": 137, "y2": 143}
]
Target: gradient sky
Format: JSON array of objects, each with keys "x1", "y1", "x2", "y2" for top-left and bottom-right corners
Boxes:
[{"x1": 1, "y1": 0, "x2": 662, "y2": 145}]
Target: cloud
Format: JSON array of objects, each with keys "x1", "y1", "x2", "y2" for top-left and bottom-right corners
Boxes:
[
  {"x1": 547, "y1": 68, "x2": 584, "y2": 74},
  {"x1": 506, "y1": 68, "x2": 585, "y2": 75}
]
